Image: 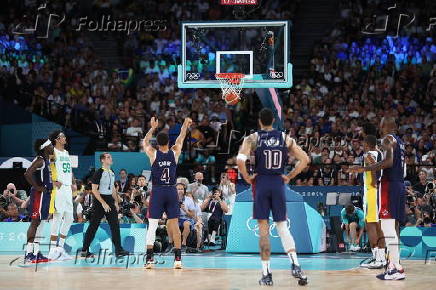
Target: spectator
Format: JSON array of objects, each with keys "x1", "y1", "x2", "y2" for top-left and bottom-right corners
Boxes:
[
  {"x1": 413, "y1": 170, "x2": 430, "y2": 197},
  {"x1": 341, "y1": 204, "x2": 365, "y2": 252},
  {"x1": 187, "y1": 172, "x2": 209, "y2": 201},
  {"x1": 2, "y1": 203, "x2": 26, "y2": 222},
  {"x1": 218, "y1": 172, "x2": 236, "y2": 215},
  {"x1": 201, "y1": 188, "x2": 229, "y2": 247},
  {"x1": 75, "y1": 183, "x2": 94, "y2": 223},
  {"x1": 118, "y1": 169, "x2": 130, "y2": 193},
  {"x1": 126, "y1": 118, "x2": 143, "y2": 137},
  {"x1": 176, "y1": 183, "x2": 197, "y2": 251},
  {"x1": 195, "y1": 151, "x2": 216, "y2": 183}
]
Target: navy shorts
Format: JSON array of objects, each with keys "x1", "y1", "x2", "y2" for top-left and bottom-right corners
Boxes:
[
  {"x1": 380, "y1": 179, "x2": 405, "y2": 223},
  {"x1": 148, "y1": 185, "x2": 180, "y2": 219},
  {"x1": 28, "y1": 188, "x2": 51, "y2": 220},
  {"x1": 252, "y1": 175, "x2": 287, "y2": 222}
]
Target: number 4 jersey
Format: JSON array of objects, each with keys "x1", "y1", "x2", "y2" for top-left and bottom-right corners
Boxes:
[
  {"x1": 254, "y1": 130, "x2": 290, "y2": 175},
  {"x1": 151, "y1": 150, "x2": 177, "y2": 185}
]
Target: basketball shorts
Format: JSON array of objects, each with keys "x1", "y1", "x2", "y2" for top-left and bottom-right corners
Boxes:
[
  {"x1": 364, "y1": 183, "x2": 379, "y2": 223},
  {"x1": 28, "y1": 188, "x2": 51, "y2": 220},
  {"x1": 148, "y1": 185, "x2": 180, "y2": 219},
  {"x1": 52, "y1": 184, "x2": 73, "y2": 214},
  {"x1": 252, "y1": 175, "x2": 287, "y2": 222},
  {"x1": 379, "y1": 178, "x2": 406, "y2": 223}
]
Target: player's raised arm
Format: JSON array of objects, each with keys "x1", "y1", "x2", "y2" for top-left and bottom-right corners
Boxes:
[
  {"x1": 236, "y1": 134, "x2": 256, "y2": 185},
  {"x1": 143, "y1": 117, "x2": 159, "y2": 160},
  {"x1": 283, "y1": 137, "x2": 310, "y2": 183},
  {"x1": 172, "y1": 117, "x2": 192, "y2": 158}
]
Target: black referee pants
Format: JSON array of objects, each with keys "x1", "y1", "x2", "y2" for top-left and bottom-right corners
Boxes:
[{"x1": 82, "y1": 195, "x2": 122, "y2": 253}]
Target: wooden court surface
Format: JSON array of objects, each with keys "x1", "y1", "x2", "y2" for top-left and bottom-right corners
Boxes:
[{"x1": 0, "y1": 257, "x2": 434, "y2": 290}]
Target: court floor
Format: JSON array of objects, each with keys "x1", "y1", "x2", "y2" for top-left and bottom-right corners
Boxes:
[{"x1": 1, "y1": 252, "x2": 434, "y2": 290}]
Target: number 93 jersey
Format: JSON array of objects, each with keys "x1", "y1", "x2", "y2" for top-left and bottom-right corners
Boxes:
[
  {"x1": 254, "y1": 130, "x2": 289, "y2": 175},
  {"x1": 151, "y1": 150, "x2": 177, "y2": 186},
  {"x1": 54, "y1": 147, "x2": 72, "y2": 185}
]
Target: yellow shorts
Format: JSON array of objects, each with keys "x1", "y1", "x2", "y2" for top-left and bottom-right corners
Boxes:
[{"x1": 364, "y1": 185, "x2": 379, "y2": 223}]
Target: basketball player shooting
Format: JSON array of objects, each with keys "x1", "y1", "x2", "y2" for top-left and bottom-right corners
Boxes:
[
  {"x1": 349, "y1": 117, "x2": 406, "y2": 280},
  {"x1": 236, "y1": 108, "x2": 310, "y2": 286},
  {"x1": 143, "y1": 117, "x2": 192, "y2": 269},
  {"x1": 47, "y1": 130, "x2": 74, "y2": 261},
  {"x1": 23, "y1": 139, "x2": 54, "y2": 264}
]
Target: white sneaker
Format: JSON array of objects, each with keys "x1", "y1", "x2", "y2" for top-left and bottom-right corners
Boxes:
[
  {"x1": 173, "y1": 260, "x2": 182, "y2": 269},
  {"x1": 360, "y1": 258, "x2": 376, "y2": 268},
  {"x1": 354, "y1": 245, "x2": 361, "y2": 251},
  {"x1": 349, "y1": 245, "x2": 356, "y2": 252},
  {"x1": 48, "y1": 247, "x2": 62, "y2": 260},
  {"x1": 367, "y1": 260, "x2": 384, "y2": 269},
  {"x1": 57, "y1": 247, "x2": 72, "y2": 261}
]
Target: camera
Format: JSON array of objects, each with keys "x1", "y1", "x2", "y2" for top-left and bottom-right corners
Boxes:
[
  {"x1": 121, "y1": 200, "x2": 135, "y2": 217},
  {"x1": 82, "y1": 206, "x2": 94, "y2": 220}
]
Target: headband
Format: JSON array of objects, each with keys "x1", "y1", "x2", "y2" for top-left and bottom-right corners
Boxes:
[{"x1": 40, "y1": 139, "x2": 52, "y2": 150}]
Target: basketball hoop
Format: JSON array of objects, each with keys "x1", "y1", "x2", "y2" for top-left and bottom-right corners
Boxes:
[{"x1": 215, "y1": 73, "x2": 245, "y2": 105}]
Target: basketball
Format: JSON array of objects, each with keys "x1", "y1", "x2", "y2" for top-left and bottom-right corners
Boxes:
[{"x1": 224, "y1": 92, "x2": 240, "y2": 105}]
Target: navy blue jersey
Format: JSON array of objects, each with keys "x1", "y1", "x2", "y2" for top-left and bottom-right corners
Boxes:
[
  {"x1": 33, "y1": 156, "x2": 53, "y2": 191},
  {"x1": 151, "y1": 150, "x2": 177, "y2": 185},
  {"x1": 375, "y1": 149, "x2": 383, "y2": 182},
  {"x1": 254, "y1": 130, "x2": 289, "y2": 175},
  {"x1": 383, "y1": 134, "x2": 405, "y2": 181}
]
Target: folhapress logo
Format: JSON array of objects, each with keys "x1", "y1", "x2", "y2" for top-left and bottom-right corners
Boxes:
[
  {"x1": 13, "y1": 3, "x2": 166, "y2": 38},
  {"x1": 246, "y1": 217, "x2": 291, "y2": 238}
]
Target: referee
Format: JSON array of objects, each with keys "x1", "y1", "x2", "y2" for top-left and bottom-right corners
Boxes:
[{"x1": 81, "y1": 152, "x2": 129, "y2": 258}]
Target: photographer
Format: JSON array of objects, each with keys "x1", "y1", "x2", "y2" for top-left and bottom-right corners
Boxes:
[
  {"x1": 75, "y1": 183, "x2": 94, "y2": 223},
  {"x1": 3, "y1": 203, "x2": 27, "y2": 222},
  {"x1": 218, "y1": 173, "x2": 236, "y2": 215},
  {"x1": 129, "y1": 175, "x2": 149, "y2": 206},
  {"x1": 1, "y1": 183, "x2": 26, "y2": 207},
  {"x1": 119, "y1": 201, "x2": 145, "y2": 224},
  {"x1": 81, "y1": 153, "x2": 129, "y2": 258},
  {"x1": 188, "y1": 172, "x2": 209, "y2": 201},
  {"x1": 201, "y1": 188, "x2": 229, "y2": 246}
]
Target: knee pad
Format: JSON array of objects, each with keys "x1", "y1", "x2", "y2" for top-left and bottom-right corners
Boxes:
[
  {"x1": 50, "y1": 213, "x2": 63, "y2": 236},
  {"x1": 146, "y1": 219, "x2": 159, "y2": 246},
  {"x1": 275, "y1": 221, "x2": 295, "y2": 252},
  {"x1": 60, "y1": 212, "x2": 74, "y2": 236}
]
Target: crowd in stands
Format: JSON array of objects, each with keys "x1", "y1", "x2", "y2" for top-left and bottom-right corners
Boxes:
[{"x1": 0, "y1": 0, "x2": 435, "y2": 233}]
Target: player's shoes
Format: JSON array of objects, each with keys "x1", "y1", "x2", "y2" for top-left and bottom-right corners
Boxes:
[
  {"x1": 33, "y1": 252, "x2": 49, "y2": 263},
  {"x1": 80, "y1": 250, "x2": 95, "y2": 258},
  {"x1": 144, "y1": 257, "x2": 155, "y2": 269},
  {"x1": 376, "y1": 267, "x2": 406, "y2": 280},
  {"x1": 174, "y1": 257, "x2": 183, "y2": 269},
  {"x1": 115, "y1": 249, "x2": 130, "y2": 258},
  {"x1": 48, "y1": 247, "x2": 62, "y2": 261},
  {"x1": 292, "y1": 264, "x2": 308, "y2": 285},
  {"x1": 367, "y1": 260, "x2": 385, "y2": 269},
  {"x1": 57, "y1": 247, "x2": 73, "y2": 261},
  {"x1": 259, "y1": 273, "x2": 273, "y2": 286},
  {"x1": 24, "y1": 253, "x2": 36, "y2": 264}
]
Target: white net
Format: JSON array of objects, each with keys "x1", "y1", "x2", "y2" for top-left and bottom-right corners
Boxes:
[{"x1": 215, "y1": 73, "x2": 245, "y2": 102}]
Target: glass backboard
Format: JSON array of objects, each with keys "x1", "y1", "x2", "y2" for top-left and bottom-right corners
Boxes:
[{"x1": 178, "y1": 20, "x2": 292, "y2": 88}]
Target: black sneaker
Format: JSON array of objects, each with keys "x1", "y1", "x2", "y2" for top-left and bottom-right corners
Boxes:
[
  {"x1": 80, "y1": 251, "x2": 95, "y2": 258},
  {"x1": 259, "y1": 273, "x2": 273, "y2": 286},
  {"x1": 181, "y1": 245, "x2": 187, "y2": 252},
  {"x1": 292, "y1": 264, "x2": 308, "y2": 285},
  {"x1": 115, "y1": 249, "x2": 130, "y2": 257}
]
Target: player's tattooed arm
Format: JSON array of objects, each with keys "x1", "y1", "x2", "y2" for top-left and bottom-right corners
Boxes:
[
  {"x1": 143, "y1": 117, "x2": 158, "y2": 161},
  {"x1": 283, "y1": 138, "x2": 310, "y2": 184}
]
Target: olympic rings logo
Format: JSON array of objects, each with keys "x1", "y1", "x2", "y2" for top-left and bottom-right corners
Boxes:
[
  {"x1": 269, "y1": 71, "x2": 284, "y2": 79},
  {"x1": 186, "y1": 72, "x2": 200, "y2": 80},
  {"x1": 246, "y1": 217, "x2": 291, "y2": 238}
]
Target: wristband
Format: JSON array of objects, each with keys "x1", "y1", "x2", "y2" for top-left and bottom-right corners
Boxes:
[{"x1": 236, "y1": 153, "x2": 248, "y2": 162}]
